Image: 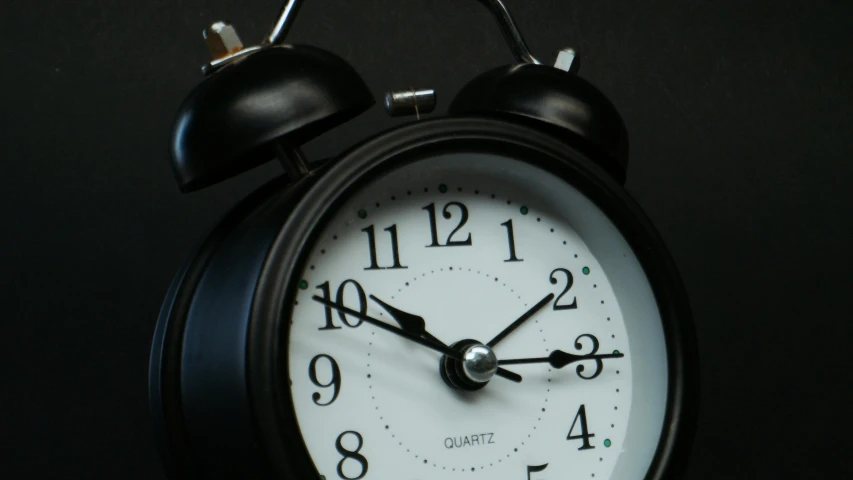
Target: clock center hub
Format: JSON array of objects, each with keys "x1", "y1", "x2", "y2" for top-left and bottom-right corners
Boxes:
[
  {"x1": 440, "y1": 339, "x2": 498, "y2": 391},
  {"x1": 462, "y1": 344, "x2": 498, "y2": 383}
]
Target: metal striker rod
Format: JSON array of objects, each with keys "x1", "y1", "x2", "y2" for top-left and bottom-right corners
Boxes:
[
  {"x1": 273, "y1": 141, "x2": 310, "y2": 180},
  {"x1": 265, "y1": 0, "x2": 302, "y2": 45},
  {"x1": 263, "y1": 0, "x2": 541, "y2": 64},
  {"x1": 384, "y1": 88, "x2": 437, "y2": 118}
]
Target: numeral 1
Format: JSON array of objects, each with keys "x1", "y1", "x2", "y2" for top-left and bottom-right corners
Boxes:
[
  {"x1": 567, "y1": 404, "x2": 595, "y2": 450},
  {"x1": 362, "y1": 224, "x2": 407, "y2": 270},
  {"x1": 501, "y1": 219, "x2": 523, "y2": 262}
]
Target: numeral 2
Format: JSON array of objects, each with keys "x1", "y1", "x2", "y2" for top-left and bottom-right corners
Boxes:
[
  {"x1": 424, "y1": 202, "x2": 473, "y2": 247},
  {"x1": 316, "y1": 280, "x2": 366, "y2": 330},
  {"x1": 336, "y1": 431, "x2": 368, "y2": 480},
  {"x1": 549, "y1": 268, "x2": 578, "y2": 310},
  {"x1": 567, "y1": 404, "x2": 595, "y2": 450},
  {"x1": 362, "y1": 224, "x2": 407, "y2": 270}
]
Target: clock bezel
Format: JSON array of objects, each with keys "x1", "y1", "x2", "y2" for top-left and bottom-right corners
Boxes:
[{"x1": 248, "y1": 115, "x2": 698, "y2": 480}]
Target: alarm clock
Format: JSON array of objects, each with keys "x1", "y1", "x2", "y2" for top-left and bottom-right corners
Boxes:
[{"x1": 148, "y1": 1, "x2": 699, "y2": 479}]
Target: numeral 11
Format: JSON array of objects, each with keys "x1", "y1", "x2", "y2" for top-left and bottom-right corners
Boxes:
[{"x1": 362, "y1": 224, "x2": 407, "y2": 270}]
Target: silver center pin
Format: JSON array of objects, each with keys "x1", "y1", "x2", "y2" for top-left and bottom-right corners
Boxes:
[{"x1": 461, "y1": 344, "x2": 499, "y2": 383}]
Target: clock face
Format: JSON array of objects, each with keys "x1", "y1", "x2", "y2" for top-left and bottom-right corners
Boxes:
[{"x1": 287, "y1": 152, "x2": 669, "y2": 480}]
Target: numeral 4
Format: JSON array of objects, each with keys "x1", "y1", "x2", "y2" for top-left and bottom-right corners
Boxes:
[{"x1": 567, "y1": 404, "x2": 595, "y2": 450}]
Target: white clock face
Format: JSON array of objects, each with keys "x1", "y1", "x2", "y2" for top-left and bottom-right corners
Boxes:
[{"x1": 288, "y1": 153, "x2": 669, "y2": 480}]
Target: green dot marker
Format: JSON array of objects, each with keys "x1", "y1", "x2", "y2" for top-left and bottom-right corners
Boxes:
[
  {"x1": 613, "y1": 350, "x2": 621, "y2": 355},
  {"x1": 520, "y1": 206, "x2": 529, "y2": 215},
  {"x1": 604, "y1": 439, "x2": 612, "y2": 448},
  {"x1": 357, "y1": 209, "x2": 367, "y2": 219},
  {"x1": 299, "y1": 280, "x2": 308, "y2": 290},
  {"x1": 582, "y1": 266, "x2": 590, "y2": 275},
  {"x1": 439, "y1": 184, "x2": 448, "y2": 193},
  {"x1": 320, "y1": 476, "x2": 326, "y2": 480}
]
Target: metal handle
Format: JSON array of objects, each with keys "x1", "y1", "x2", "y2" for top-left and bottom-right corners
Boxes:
[{"x1": 263, "y1": 0, "x2": 542, "y2": 64}]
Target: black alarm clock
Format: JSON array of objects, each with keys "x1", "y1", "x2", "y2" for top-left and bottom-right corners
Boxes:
[{"x1": 148, "y1": 1, "x2": 699, "y2": 479}]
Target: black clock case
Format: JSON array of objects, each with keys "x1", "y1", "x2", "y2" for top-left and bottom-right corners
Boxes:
[{"x1": 149, "y1": 116, "x2": 699, "y2": 480}]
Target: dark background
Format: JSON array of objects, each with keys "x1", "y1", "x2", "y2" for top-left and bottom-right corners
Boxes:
[{"x1": 1, "y1": 0, "x2": 851, "y2": 478}]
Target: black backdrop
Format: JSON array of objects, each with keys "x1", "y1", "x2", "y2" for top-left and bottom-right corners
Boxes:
[{"x1": 1, "y1": 0, "x2": 851, "y2": 478}]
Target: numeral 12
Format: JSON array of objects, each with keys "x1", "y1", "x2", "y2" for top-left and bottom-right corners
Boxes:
[{"x1": 423, "y1": 202, "x2": 473, "y2": 247}]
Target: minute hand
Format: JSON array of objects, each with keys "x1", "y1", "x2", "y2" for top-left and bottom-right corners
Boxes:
[{"x1": 486, "y1": 293, "x2": 554, "y2": 348}]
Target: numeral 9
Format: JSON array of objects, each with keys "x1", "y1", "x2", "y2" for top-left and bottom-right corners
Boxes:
[{"x1": 309, "y1": 354, "x2": 341, "y2": 406}]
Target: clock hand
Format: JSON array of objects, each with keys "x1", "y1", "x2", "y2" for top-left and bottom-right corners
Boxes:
[
  {"x1": 486, "y1": 293, "x2": 554, "y2": 347},
  {"x1": 369, "y1": 295, "x2": 523, "y2": 383},
  {"x1": 499, "y1": 349, "x2": 625, "y2": 368},
  {"x1": 311, "y1": 295, "x2": 459, "y2": 359},
  {"x1": 368, "y1": 295, "x2": 440, "y2": 345},
  {"x1": 497, "y1": 334, "x2": 625, "y2": 380}
]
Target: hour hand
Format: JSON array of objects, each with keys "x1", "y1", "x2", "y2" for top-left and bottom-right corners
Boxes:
[
  {"x1": 369, "y1": 295, "x2": 445, "y2": 347},
  {"x1": 369, "y1": 295, "x2": 523, "y2": 383}
]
